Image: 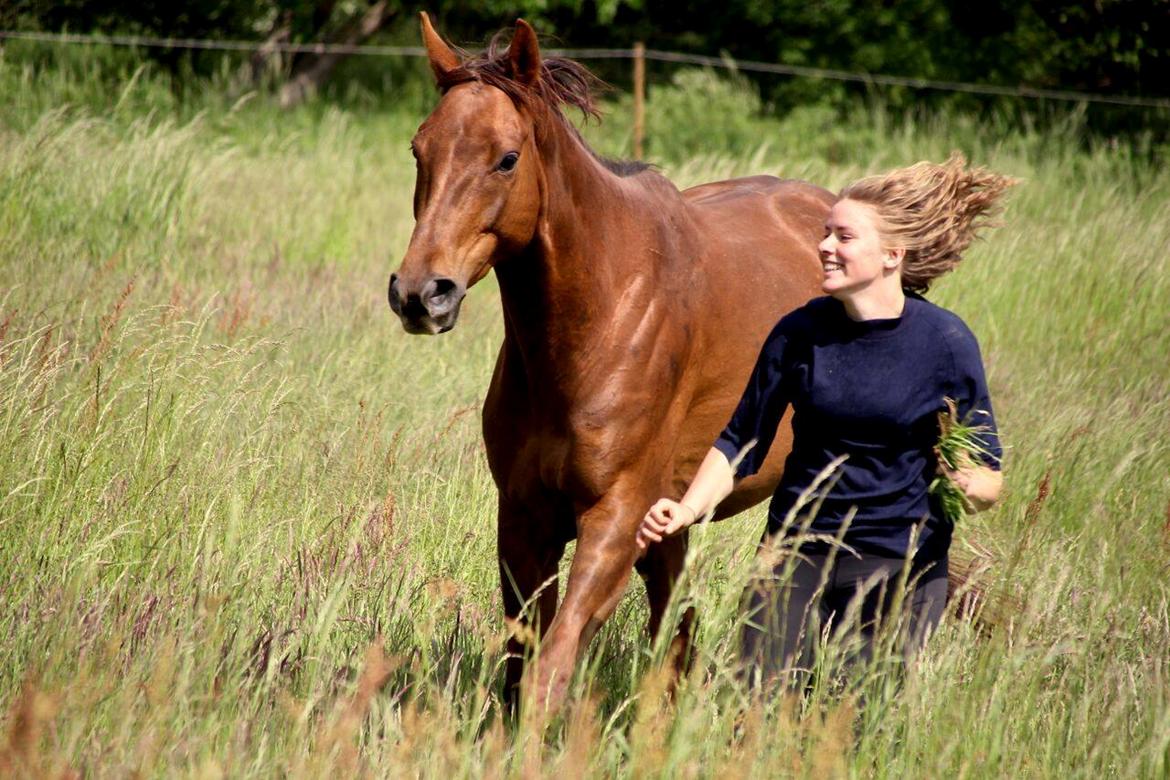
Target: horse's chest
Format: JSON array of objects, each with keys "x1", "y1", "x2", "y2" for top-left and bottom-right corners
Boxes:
[
  {"x1": 485, "y1": 406, "x2": 643, "y2": 506},
  {"x1": 484, "y1": 343, "x2": 672, "y2": 505}
]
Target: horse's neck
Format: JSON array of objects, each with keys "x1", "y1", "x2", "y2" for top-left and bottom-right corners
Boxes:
[{"x1": 495, "y1": 124, "x2": 680, "y2": 382}]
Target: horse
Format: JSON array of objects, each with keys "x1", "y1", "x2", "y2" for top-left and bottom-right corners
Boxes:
[{"x1": 388, "y1": 13, "x2": 833, "y2": 711}]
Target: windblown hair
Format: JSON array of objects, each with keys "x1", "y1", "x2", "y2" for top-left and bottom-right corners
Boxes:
[
  {"x1": 840, "y1": 154, "x2": 1018, "y2": 293},
  {"x1": 436, "y1": 31, "x2": 653, "y2": 177}
]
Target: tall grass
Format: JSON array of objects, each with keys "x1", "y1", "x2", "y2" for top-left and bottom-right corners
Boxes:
[{"x1": 2, "y1": 46, "x2": 1169, "y2": 776}]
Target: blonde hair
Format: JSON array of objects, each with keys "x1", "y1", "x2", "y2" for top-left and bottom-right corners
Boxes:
[{"x1": 840, "y1": 153, "x2": 1018, "y2": 293}]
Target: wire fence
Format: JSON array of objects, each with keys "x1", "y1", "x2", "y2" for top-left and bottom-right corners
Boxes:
[{"x1": 3, "y1": 29, "x2": 1169, "y2": 110}]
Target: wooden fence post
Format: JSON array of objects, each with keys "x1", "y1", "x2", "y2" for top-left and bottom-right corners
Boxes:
[{"x1": 633, "y1": 41, "x2": 645, "y2": 160}]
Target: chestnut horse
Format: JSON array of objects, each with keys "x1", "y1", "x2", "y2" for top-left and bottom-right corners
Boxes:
[{"x1": 389, "y1": 14, "x2": 833, "y2": 710}]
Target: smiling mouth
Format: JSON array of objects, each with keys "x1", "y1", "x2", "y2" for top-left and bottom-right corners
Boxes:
[{"x1": 822, "y1": 262, "x2": 843, "y2": 273}]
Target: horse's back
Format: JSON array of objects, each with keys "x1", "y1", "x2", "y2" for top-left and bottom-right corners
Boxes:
[
  {"x1": 681, "y1": 174, "x2": 830, "y2": 305},
  {"x1": 684, "y1": 175, "x2": 834, "y2": 234}
]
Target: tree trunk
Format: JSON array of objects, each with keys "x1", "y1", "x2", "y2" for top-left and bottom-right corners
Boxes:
[
  {"x1": 234, "y1": 12, "x2": 292, "y2": 93},
  {"x1": 279, "y1": 1, "x2": 393, "y2": 109}
]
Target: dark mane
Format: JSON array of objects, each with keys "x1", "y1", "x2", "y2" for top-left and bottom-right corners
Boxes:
[
  {"x1": 597, "y1": 156, "x2": 656, "y2": 177},
  {"x1": 437, "y1": 31, "x2": 653, "y2": 178}
]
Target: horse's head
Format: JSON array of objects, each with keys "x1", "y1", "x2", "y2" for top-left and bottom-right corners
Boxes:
[{"x1": 389, "y1": 14, "x2": 545, "y2": 335}]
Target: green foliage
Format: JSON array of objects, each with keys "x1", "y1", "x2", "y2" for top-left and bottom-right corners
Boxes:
[
  {"x1": 9, "y1": 0, "x2": 1169, "y2": 128},
  {"x1": 600, "y1": 66, "x2": 775, "y2": 160},
  {"x1": 556, "y1": 0, "x2": 1170, "y2": 139}
]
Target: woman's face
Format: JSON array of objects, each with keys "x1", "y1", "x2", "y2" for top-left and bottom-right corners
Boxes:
[{"x1": 818, "y1": 198, "x2": 901, "y2": 299}]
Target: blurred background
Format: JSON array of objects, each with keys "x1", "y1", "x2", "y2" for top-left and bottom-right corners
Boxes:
[{"x1": 4, "y1": 0, "x2": 1169, "y2": 147}]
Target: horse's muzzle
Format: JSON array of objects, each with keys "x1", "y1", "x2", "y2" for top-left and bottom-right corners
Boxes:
[{"x1": 388, "y1": 273, "x2": 465, "y2": 335}]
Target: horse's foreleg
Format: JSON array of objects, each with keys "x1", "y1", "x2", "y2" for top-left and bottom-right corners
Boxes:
[
  {"x1": 527, "y1": 494, "x2": 640, "y2": 712},
  {"x1": 498, "y1": 499, "x2": 565, "y2": 715},
  {"x1": 636, "y1": 532, "x2": 696, "y2": 676}
]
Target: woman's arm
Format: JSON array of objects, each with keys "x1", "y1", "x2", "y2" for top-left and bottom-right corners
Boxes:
[
  {"x1": 943, "y1": 319, "x2": 1004, "y2": 512},
  {"x1": 636, "y1": 317, "x2": 793, "y2": 552},
  {"x1": 635, "y1": 447, "x2": 735, "y2": 550}
]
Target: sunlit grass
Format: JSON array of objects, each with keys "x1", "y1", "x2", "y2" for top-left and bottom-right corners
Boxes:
[{"x1": 2, "y1": 48, "x2": 1169, "y2": 776}]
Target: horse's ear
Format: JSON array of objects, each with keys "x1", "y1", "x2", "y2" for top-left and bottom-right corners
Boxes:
[
  {"x1": 506, "y1": 19, "x2": 542, "y2": 86},
  {"x1": 420, "y1": 12, "x2": 459, "y2": 84}
]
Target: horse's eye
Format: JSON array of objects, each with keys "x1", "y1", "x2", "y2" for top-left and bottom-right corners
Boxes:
[{"x1": 497, "y1": 152, "x2": 520, "y2": 173}]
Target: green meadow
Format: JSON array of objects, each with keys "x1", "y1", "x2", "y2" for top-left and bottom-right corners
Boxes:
[{"x1": 2, "y1": 44, "x2": 1169, "y2": 777}]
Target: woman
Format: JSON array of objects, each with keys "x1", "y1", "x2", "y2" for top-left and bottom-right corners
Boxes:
[{"x1": 635, "y1": 154, "x2": 1013, "y2": 686}]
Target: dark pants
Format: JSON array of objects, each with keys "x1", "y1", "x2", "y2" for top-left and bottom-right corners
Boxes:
[{"x1": 738, "y1": 545, "x2": 948, "y2": 690}]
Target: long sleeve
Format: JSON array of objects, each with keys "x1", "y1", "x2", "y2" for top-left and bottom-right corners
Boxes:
[
  {"x1": 944, "y1": 322, "x2": 1003, "y2": 470},
  {"x1": 713, "y1": 320, "x2": 792, "y2": 480}
]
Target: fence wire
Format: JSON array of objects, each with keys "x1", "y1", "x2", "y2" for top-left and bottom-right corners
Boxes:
[{"x1": 2, "y1": 29, "x2": 1168, "y2": 110}]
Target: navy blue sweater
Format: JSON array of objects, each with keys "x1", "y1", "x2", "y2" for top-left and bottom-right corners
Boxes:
[{"x1": 713, "y1": 294, "x2": 1001, "y2": 560}]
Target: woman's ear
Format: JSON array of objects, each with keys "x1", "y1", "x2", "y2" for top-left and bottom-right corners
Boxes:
[{"x1": 884, "y1": 247, "x2": 906, "y2": 270}]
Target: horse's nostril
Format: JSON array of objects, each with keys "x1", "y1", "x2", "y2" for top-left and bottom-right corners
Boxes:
[
  {"x1": 388, "y1": 273, "x2": 402, "y2": 309},
  {"x1": 428, "y1": 277, "x2": 458, "y2": 302}
]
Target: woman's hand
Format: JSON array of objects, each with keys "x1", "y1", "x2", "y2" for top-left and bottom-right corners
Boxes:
[
  {"x1": 635, "y1": 499, "x2": 699, "y2": 551},
  {"x1": 635, "y1": 448, "x2": 736, "y2": 553},
  {"x1": 942, "y1": 461, "x2": 1003, "y2": 512}
]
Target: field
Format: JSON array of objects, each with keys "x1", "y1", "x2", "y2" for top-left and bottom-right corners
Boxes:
[{"x1": 2, "y1": 46, "x2": 1169, "y2": 777}]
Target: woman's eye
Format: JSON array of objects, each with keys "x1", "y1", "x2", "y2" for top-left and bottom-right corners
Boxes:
[{"x1": 497, "y1": 152, "x2": 519, "y2": 172}]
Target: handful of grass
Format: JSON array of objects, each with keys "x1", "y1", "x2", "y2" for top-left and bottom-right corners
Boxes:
[{"x1": 930, "y1": 397, "x2": 995, "y2": 524}]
